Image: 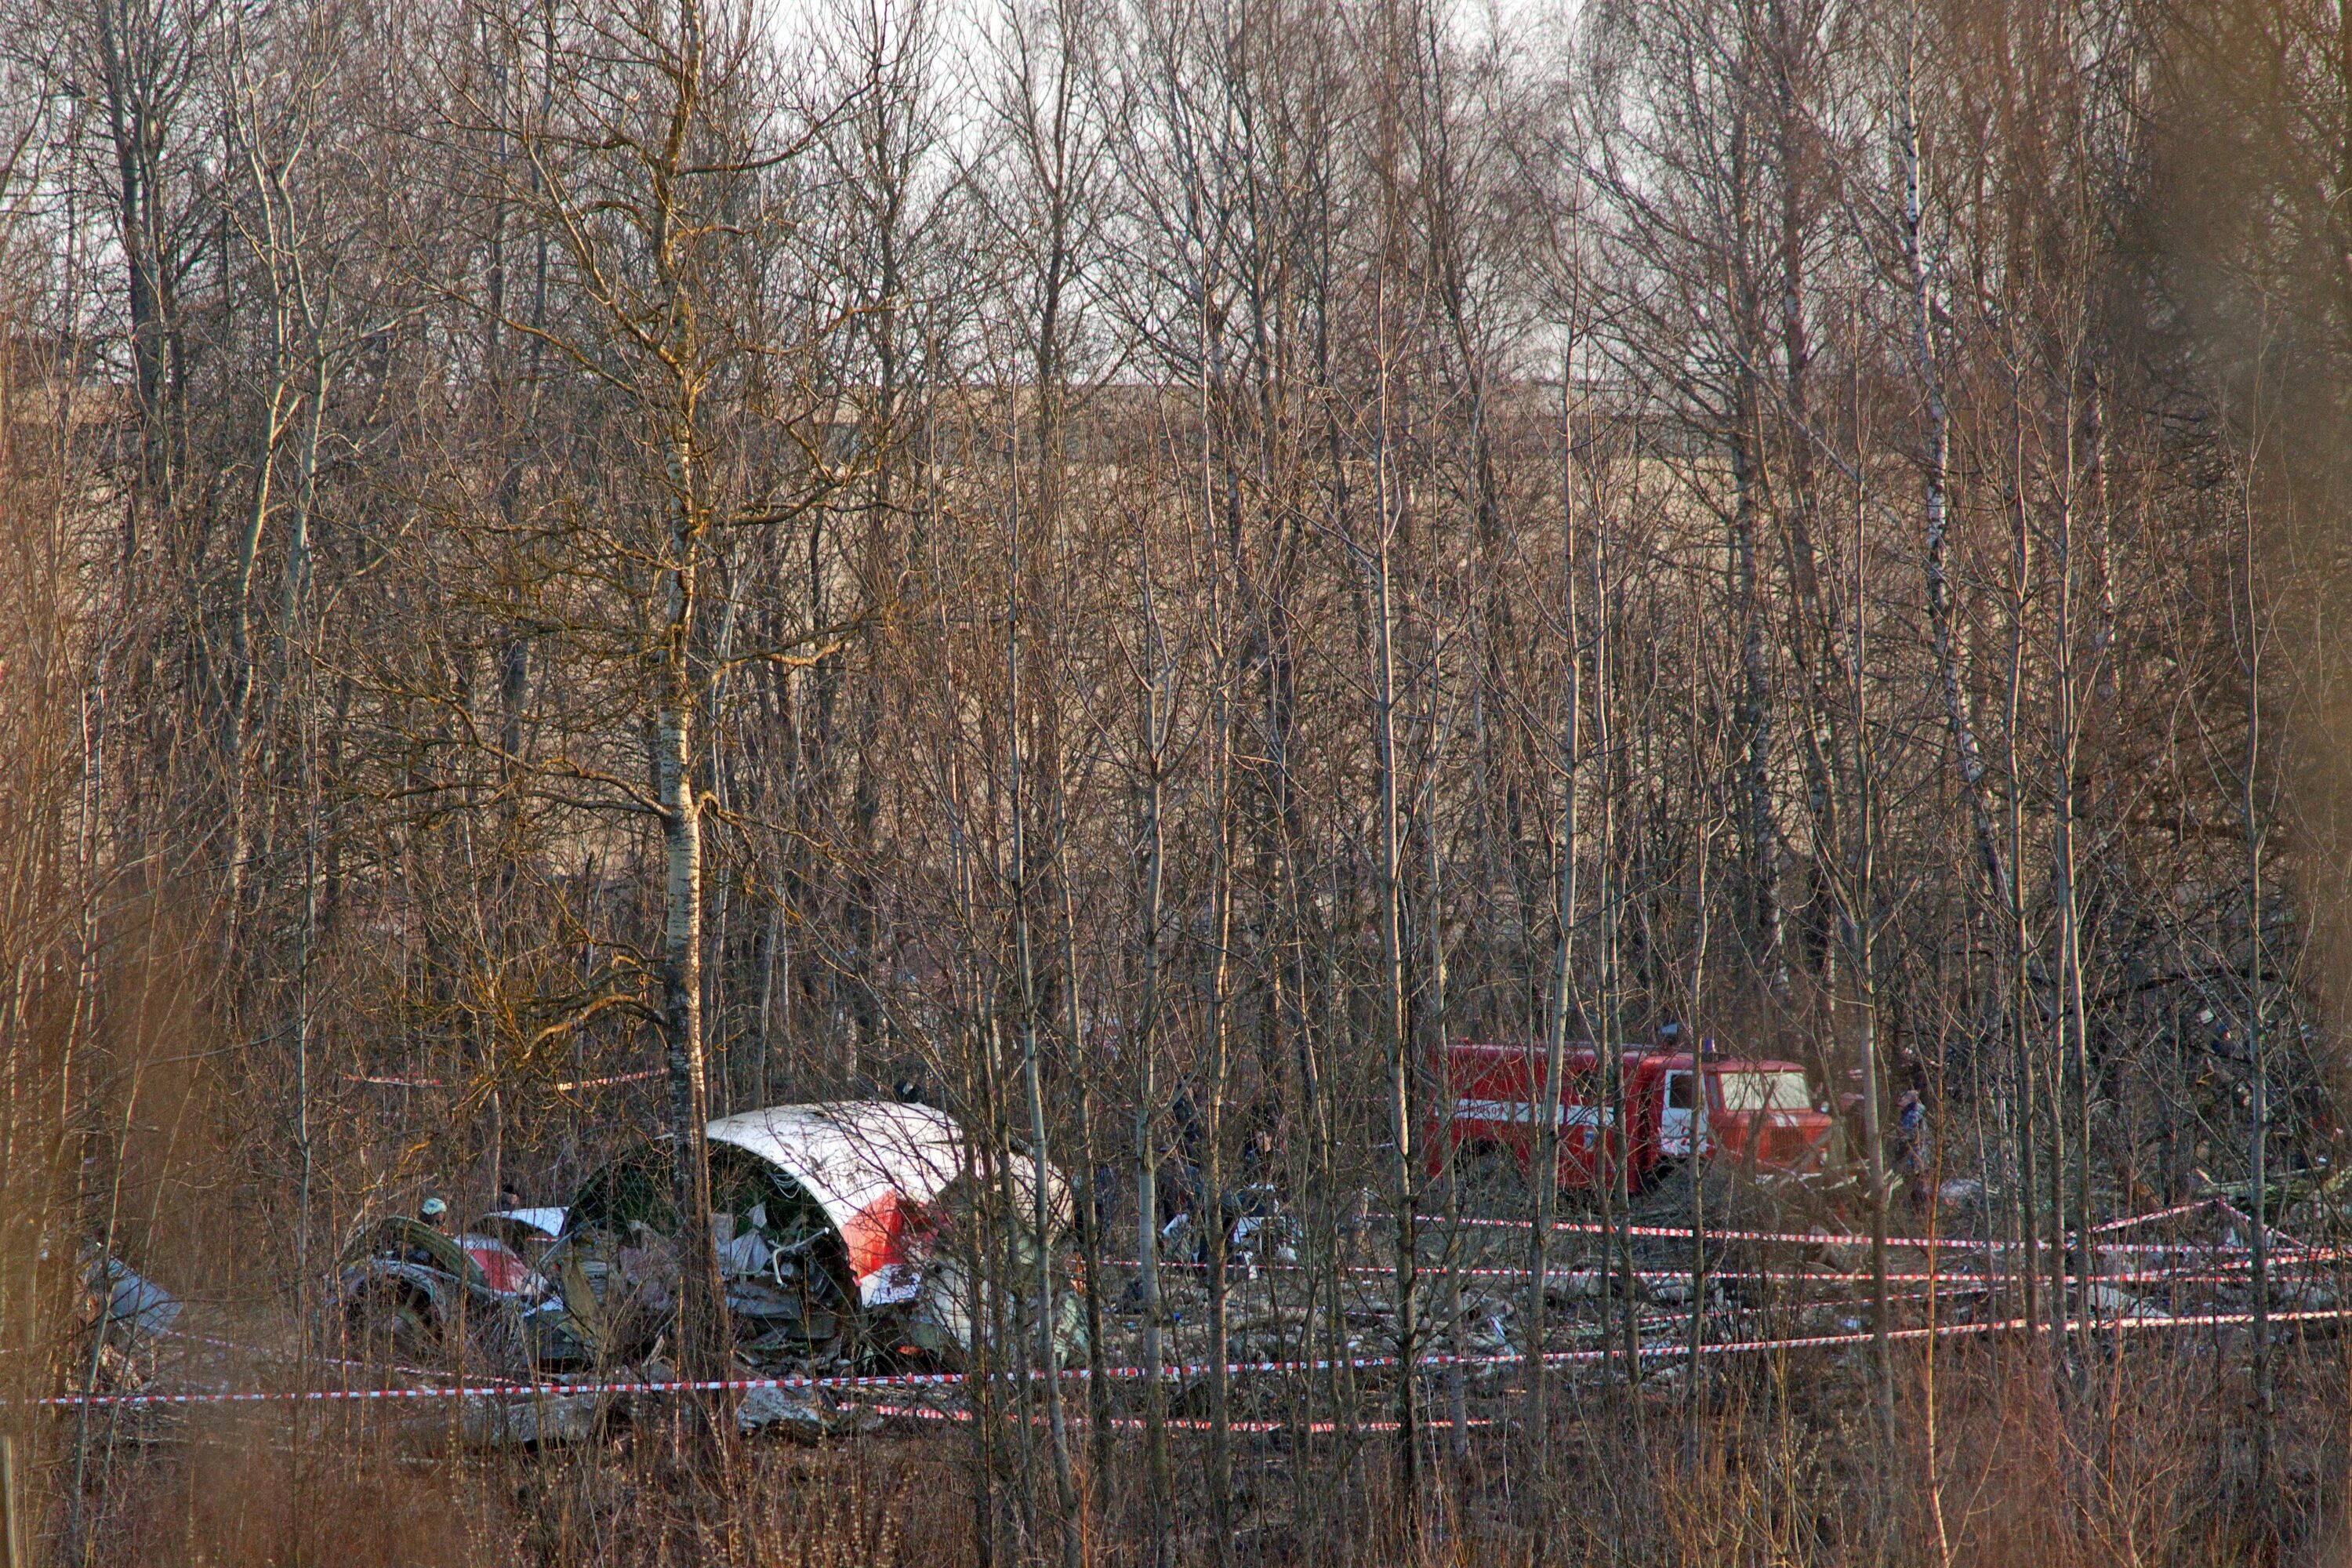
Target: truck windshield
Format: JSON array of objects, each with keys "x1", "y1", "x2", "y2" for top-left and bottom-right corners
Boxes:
[{"x1": 1715, "y1": 1070, "x2": 1812, "y2": 1112}]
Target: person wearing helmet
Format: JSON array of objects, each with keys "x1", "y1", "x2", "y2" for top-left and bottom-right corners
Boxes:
[{"x1": 419, "y1": 1196, "x2": 451, "y2": 1232}]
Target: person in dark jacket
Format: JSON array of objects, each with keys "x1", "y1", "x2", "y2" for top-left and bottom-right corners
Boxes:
[{"x1": 1895, "y1": 1090, "x2": 1930, "y2": 1209}]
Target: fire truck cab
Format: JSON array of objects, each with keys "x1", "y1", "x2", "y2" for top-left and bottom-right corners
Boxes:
[{"x1": 1429, "y1": 1040, "x2": 1831, "y2": 1191}]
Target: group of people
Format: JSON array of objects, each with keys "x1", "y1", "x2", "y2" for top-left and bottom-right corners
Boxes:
[
  {"x1": 413, "y1": 1183, "x2": 532, "y2": 1233},
  {"x1": 1141, "y1": 1083, "x2": 1291, "y2": 1279}
]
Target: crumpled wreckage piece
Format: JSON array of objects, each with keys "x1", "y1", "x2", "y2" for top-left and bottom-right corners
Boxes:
[
  {"x1": 85, "y1": 1250, "x2": 180, "y2": 1341},
  {"x1": 554, "y1": 1101, "x2": 1083, "y2": 1373}
]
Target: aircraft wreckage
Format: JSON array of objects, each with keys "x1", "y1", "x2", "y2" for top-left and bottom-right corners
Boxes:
[{"x1": 341, "y1": 1099, "x2": 1083, "y2": 1392}]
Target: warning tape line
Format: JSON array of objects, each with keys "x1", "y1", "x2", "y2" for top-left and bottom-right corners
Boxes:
[
  {"x1": 1125, "y1": 1258, "x2": 2324, "y2": 1288},
  {"x1": 158, "y1": 1330, "x2": 537, "y2": 1392},
  {"x1": 2211, "y1": 1201, "x2": 2311, "y2": 1254},
  {"x1": 863, "y1": 1403, "x2": 1499, "y2": 1435},
  {"x1": 43, "y1": 1306, "x2": 2352, "y2": 1411},
  {"x1": 346, "y1": 1069, "x2": 661, "y2": 1091},
  {"x1": 553, "y1": 1069, "x2": 663, "y2": 1091},
  {"x1": 1384, "y1": 1212, "x2": 2339, "y2": 1260},
  {"x1": 2092, "y1": 1200, "x2": 2215, "y2": 1233},
  {"x1": 1399, "y1": 1213, "x2": 2013, "y2": 1250}
]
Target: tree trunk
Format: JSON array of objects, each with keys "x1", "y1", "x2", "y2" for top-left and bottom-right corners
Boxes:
[{"x1": 1528, "y1": 365, "x2": 1580, "y2": 1520}]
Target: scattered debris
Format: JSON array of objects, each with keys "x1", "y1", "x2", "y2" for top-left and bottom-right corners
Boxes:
[
  {"x1": 734, "y1": 1387, "x2": 880, "y2": 1440},
  {"x1": 736, "y1": 1386, "x2": 833, "y2": 1439},
  {"x1": 339, "y1": 1216, "x2": 554, "y2": 1370},
  {"x1": 2083, "y1": 1282, "x2": 2172, "y2": 1321},
  {"x1": 1544, "y1": 1269, "x2": 1651, "y2": 1305},
  {"x1": 456, "y1": 1388, "x2": 604, "y2": 1448}
]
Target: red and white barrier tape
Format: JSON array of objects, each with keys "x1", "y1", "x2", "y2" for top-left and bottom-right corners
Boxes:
[
  {"x1": 159, "y1": 1329, "x2": 537, "y2": 1391},
  {"x1": 552, "y1": 1069, "x2": 664, "y2": 1091},
  {"x1": 2091, "y1": 1200, "x2": 2215, "y2": 1233},
  {"x1": 1385, "y1": 1210, "x2": 2341, "y2": 1260},
  {"x1": 346, "y1": 1069, "x2": 661, "y2": 1091},
  {"x1": 45, "y1": 1305, "x2": 2352, "y2": 1411},
  {"x1": 2211, "y1": 1200, "x2": 2310, "y2": 1253},
  {"x1": 1396, "y1": 1213, "x2": 2003, "y2": 1250},
  {"x1": 1127, "y1": 1256, "x2": 2333, "y2": 1288},
  {"x1": 865, "y1": 1403, "x2": 1497, "y2": 1434}
]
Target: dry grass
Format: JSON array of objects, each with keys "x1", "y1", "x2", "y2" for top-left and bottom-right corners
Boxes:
[{"x1": 43, "y1": 1334, "x2": 2352, "y2": 1566}]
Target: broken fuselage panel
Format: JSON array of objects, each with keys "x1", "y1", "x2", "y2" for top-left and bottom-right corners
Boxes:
[{"x1": 548, "y1": 1101, "x2": 1077, "y2": 1370}]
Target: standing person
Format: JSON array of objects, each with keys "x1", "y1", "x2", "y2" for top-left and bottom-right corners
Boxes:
[
  {"x1": 1221, "y1": 1122, "x2": 1288, "y2": 1278},
  {"x1": 1169, "y1": 1079, "x2": 1204, "y2": 1172},
  {"x1": 397, "y1": 1196, "x2": 457, "y2": 1269},
  {"x1": 1236, "y1": 1123, "x2": 1277, "y2": 1189},
  {"x1": 1895, "y1": 1090, "x2": 1930, "y2": 1210},
  {"x1": 1090, "y1": 1161, "x2": 1122, "y2": 1247},
  {"x1": 1163, "y1": 1079, "x2": 1205, "y2": 1232}
]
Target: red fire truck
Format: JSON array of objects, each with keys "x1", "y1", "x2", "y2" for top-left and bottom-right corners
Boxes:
[{"x1": 1428, "y1": 1039, "x2": 1833, "y2": 1191}]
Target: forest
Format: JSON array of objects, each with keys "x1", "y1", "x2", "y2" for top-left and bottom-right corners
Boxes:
[{"x1": 6, "y1": 0, "x2": 2352, "y2": 1560}]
